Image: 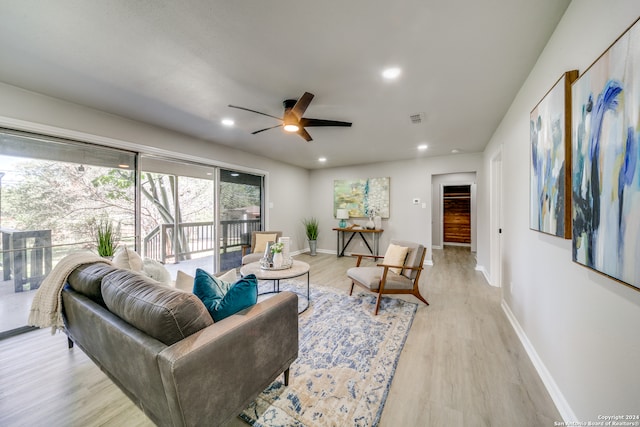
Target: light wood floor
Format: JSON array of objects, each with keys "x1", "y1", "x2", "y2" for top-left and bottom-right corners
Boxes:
[{"x1": 0, "y1": 246, "x2": 561, "y2": 426}]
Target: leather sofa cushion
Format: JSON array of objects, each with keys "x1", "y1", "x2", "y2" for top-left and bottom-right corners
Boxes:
[
  {"x1": 101, "y1": 269, "x2": 213, "y2": 346},
  {"x1": 67, "y1": 263, "x2": 120, "y2": 306}
]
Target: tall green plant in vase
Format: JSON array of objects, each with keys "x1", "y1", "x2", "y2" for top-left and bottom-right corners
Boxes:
[
  {"x1": 302, "y1": 217, "x2": 319, "y2": 256},
  {"x1": 95, "y1": 219, "x2": 119, "y2": 258}
]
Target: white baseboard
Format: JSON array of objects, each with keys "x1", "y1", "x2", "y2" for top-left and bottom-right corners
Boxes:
[
  {"x1": 475, "y1": 264, "x2": 491, "y2": 285},
  {"x1": 501, "y1": 301, "x2": 576, "y2": 423},
  {"x1": 425, "y1": 259, "x2": 434, "y2": 266},
  {"x1": 432, "y1": 245, "x2": 442, "y2": 250},
  {"x1": 316, "y1": 248, "x2": 334, "y2": 255}
]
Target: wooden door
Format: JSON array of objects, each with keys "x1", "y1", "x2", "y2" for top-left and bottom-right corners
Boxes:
[{"x1": 443, "y1": 185, "x2": 471, "y2": 244}]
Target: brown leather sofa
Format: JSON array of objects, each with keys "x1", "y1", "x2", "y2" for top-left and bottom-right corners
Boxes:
[{"x1": 61, "y1": 263, "x2": 298, "y2": 427}]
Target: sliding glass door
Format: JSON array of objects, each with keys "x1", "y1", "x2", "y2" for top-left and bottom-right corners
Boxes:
[
  {"x1": 219, "y1": 169, "x2": 263, "y2": 270},
  {"x1": 0, "y1": 130, "x2": 135, "y2": 336},
  {"x1": 0, "y1": 132, "x2": 265, "y2": 337},
  {"x1": 140, "y1": 157, "x2": 215, "y2": 278}
]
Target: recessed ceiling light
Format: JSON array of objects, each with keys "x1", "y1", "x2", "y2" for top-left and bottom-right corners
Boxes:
[
  {"x1": 451, "y1": 149, "x2": 460, "y2": 154},
  {"x1": 382, "y1": 67, "x2": 401, "y2": 80},
  {"x1": 318, "y1": 157, "x2": 327, "y2": 162},
  {"x1": 221, "y1": 118, "x2": 234, "y2": 126},
  {"x1": 417, "y1": 144, "x2": 428, "y2": 151}
]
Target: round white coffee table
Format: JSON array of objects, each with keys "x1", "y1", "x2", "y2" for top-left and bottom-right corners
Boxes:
[{"x1": 240, "y1": 260, "x2": 310, "y2": 313}]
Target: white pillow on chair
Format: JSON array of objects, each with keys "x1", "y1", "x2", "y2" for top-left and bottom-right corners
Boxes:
[
  {"x1": 254, "y1": 233, "x2": 277, "y2": 253},
  {"x1": 382, "y1": 244, "x2": 409, "y2": 274}
]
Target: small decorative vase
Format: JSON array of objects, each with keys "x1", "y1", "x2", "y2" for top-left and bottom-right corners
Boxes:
[
  {"x1": 374, "y1": 215, "x2": 382, "y2": 230},
  {"x1": 273, "y1": 252, "x2": 283, "y2": 268},
  {"x1": 365, "y1": 218, "x2": 375, "y2": 229},
  {"x1": 309, "y1": 240, "x2": 317, "y2": 256}
]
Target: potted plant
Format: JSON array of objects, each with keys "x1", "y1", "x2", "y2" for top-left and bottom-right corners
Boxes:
[
  {"x1": 302, "y1": 217, "x2": 319, "y2": 256},
  {"x1": 95, "y1": 219, "x2": 119, "y2": 258}
]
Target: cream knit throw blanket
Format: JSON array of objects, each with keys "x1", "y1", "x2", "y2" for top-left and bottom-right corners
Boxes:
[{"x1": 28, "y1": 251, "x2": 112, "y2": 333}]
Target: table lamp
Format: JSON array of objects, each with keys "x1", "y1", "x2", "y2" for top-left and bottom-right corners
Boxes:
[{"x1": 336, "y1": 209, "x2": 349, "y2": 228}]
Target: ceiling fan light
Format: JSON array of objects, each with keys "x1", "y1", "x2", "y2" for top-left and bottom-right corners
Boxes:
[{"x1": 283, "y1": 124, "x2": 300, "y2": 132}]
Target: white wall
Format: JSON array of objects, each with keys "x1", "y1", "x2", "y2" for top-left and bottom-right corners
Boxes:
[
  {"x1": 0, "y1": 82, "x2": 311, "y2": 252},
  {"x1": 481, "y1": 0, "x2": 640, "y2": 421},
  {"x1": 309, "y1": 153, "x2": 483, "y2": 263}
]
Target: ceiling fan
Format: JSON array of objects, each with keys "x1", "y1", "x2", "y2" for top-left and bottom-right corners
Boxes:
[{"x1": 228, "y1": 92, "x2": 352, "y2": 142}]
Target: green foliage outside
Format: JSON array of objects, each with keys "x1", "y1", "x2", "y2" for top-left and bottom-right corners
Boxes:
[{"x1": 2, "y1": 159, "x2": 261, "y2": 259}]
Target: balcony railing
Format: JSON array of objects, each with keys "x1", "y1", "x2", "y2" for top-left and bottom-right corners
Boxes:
[
  {"x1": 143, "y1": 219, "x2": 261, "y2": 263},
  {"x1": 1, "y1": 228, "x2": 52, "y2": 292}
]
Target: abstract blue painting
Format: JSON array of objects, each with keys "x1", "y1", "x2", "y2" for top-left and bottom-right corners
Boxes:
[
  {"x1": 572, "y1": 17, "x2": 640, "y2": 290},
  {"x1": 530, "y1": 71, "x2": 577, "y2": 238}
]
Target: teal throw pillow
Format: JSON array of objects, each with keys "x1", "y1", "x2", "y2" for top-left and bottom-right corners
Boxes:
[{"x1": 193, "y1": 269, "x2": 258, "y2": 322}]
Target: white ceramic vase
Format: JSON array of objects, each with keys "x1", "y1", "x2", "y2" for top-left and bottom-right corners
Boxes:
[
  {"x1": 273, "y1": 252, "x2": 283, "y2": 268},
  {"x1": 374, "y1": 215, "x2": 382, "y2": 230},
  {"x1": 366, "y1": 218, "x2": 375, "y2": 229}
]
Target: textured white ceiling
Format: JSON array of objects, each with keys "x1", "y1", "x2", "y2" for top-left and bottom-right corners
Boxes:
[{"x1": 0, "y1": 0, "x2": 570, "y2": 169}]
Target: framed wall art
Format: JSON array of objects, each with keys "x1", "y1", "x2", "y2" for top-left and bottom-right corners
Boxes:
[
  {"x1": 530, "y1": 70, "x2": 578, "y2": 238},
  {"x1": 333, "y1": 177, "x2": 390, "y2": 218},
  {"x1": 572, "y1": 17, "x2": 640, "y2": 290}
]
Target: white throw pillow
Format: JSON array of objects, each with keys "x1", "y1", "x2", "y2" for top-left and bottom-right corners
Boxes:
[
  {"x1": 112, "y1": 246, "x2": 144, "y2": 272},
  {"x1": 174, "y1": 269, "x2": 237, "y2": 293},
  {"x1": 142, "y1": 258, "x2": 171, "y2": 285},
  {"x1": 217, "y1": 268, "x2": 238, "y2": 283},
  {"x1": 382, "y1": 244, "x2": 409, "y2": 274},
  {"x1": 175, "y1": 270, "x2": 194, "y2": 292}
]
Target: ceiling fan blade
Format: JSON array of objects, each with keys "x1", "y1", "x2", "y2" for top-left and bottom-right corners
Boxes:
[
  {"x1": 228, "y1": 105, "x2": 282, "y2": 120},
  {"x1": 297, "y1": 128, "x2": 313, "y2": 142},
  {"x1": 290, "y1": 92, "x2": 314, "y2": 121},
  {"x1": 300, "y1": 118, "x2": 352, "y2": 128},
  {"x1": 252, "y1": 124, "x2": 282, "y2": 135}
]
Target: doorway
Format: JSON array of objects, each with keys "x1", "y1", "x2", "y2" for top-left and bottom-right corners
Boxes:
[
  {"x1": 490, "y1": 151, "x2": 503, "y2": 287},
  {"x1": 432, "y1": 173, "x2": 477, "y2": 251},
  {"x1": 443, "y1": 185, "x2": 471, "y2": 245}
]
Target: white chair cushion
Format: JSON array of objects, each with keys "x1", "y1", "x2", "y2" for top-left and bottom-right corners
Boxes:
[{"x1": 242, "y1": 252, "x2": 264, "y2": 265}]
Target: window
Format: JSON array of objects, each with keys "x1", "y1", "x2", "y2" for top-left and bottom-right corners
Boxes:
[
  {"x1": 0, "y1": 130, "x2": 135, "y2": 336},
  {"x1": 0, "y1": 132, "x2": 265, "y2": 338}
]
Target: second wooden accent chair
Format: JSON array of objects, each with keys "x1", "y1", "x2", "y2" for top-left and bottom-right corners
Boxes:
[
  {"x1": 347, "y1": 240, "x2": 429, "y2": 315},
  {"x1": 241, "y1": 231, "x2": 283, "y2": 265}
]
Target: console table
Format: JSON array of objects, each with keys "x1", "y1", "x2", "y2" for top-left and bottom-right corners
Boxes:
[{"x1": 333, "y1": 227, "x2": 383, "y2": 257}]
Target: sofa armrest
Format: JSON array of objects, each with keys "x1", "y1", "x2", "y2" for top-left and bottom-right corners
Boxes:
[{"x1": 157, "y1": 291, "x2": 299, "y2": 427}]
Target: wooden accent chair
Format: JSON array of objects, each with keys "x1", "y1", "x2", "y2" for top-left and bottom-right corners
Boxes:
[
  {"x1": 241, "y1": 231, "x2": 283, "y2": 265},
  {"x1": 347, "y1": 240, "x2": 429, "y2": 315}
]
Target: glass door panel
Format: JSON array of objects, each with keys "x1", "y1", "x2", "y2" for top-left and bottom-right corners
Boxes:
[
  {"x1": 0, "y1": 130, "x2": 135, "y2": 336},
  {"x1": 140, "y1": 157, "x2": 216, "y2": 278},
  {"x1": 176, "y1": 176, "x2": 214, "y2": 276},
  {"x1": 140, "y1": 172, "x2": 177, "y2": 264},
  {"x1": 219, "y1": 169, "x2": 263, "y2": 270}
]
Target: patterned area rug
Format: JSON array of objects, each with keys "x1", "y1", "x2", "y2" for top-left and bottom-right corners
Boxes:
[{"x1": 241, "y1": 282, "x2": 417, "y2": 426}]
